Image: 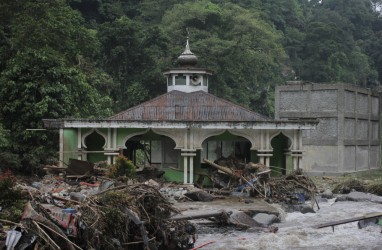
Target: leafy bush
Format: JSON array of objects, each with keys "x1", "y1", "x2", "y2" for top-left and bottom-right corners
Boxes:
[
  {"x1": 107, "y1": 156, "x2": 136, "y2": 178},
  {"x1": 0, "y1": 170, "x2": 26, "y2": 222},
  {"x1": 0, "y1": 152, "x2": 22, "y2": 173}
]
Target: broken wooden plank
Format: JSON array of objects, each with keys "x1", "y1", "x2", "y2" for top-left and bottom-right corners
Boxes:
[{"x1": 312, "y1": 212, "x2": 382, "y2": 229}]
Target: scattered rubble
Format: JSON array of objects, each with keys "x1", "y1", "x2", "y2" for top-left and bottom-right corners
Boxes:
[{"x1": 2, "y1": 157, "x2": 382, "y2": 249}]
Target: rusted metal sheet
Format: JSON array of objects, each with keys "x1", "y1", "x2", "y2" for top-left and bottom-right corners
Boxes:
[{"x1": 110, "y1": 91, "x2": 270, "y2": 122}]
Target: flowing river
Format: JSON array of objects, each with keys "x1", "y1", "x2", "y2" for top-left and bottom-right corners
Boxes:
[{"x1": 186, "y1": 199, "x2": 382, "y2": 250}]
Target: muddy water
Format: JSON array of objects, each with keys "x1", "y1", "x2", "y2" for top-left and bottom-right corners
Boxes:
[{"x1": 183, "y1": 199, "x2": 382, "y2": 250}]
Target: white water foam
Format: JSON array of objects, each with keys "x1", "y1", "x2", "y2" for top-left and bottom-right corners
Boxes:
[{"x1": 195, "y1": 200, "x2": 382, "y2": 250}]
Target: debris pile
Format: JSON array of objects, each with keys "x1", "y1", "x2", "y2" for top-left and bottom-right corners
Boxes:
[
  {"x1": 204, "y1": 157, "x2": 317, "y2": 204},
  {"x1": 78, "y1": 184, "x2": 195, "y2": 249},
  {"x1": 0, "y1": 165, "x2": 196, "y2": 250},
  {"x1": 1, "y1": 156, "x2": 320, "y2": 249},
  {"x1": 332, "y1": 178, "x2": 382, "y2": 196}
]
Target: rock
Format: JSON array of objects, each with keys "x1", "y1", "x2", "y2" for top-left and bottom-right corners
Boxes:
[
  {"x1": 253, "y1": 213, "x2": 280, "y2": 227},
  {"x1": 283, "y1": 204, "x2": 315, "y2": 214},
  {"x1": 335, "y1": 191, "x2": 382, "y2": 204},
  {"x1": 229, "y1": 211, "x2": 261, "y2": 228},
  {"x1": 335, "y1": 196, "x2": 348, "y2": 202},
  {"x1": 70, "y1": 192, "x2": 86, "y2": 202},
  {"x1": 357, "y1": 214, "x2": 380, "y2": 229},
  {"x1": 299, "y1": 205, "x2": 315, "y2": 214},
  {"x1": 184, "y1": 191, "x2": 214, "y2": 202},
  {"x1": 321, "y1": 189, "x2": 333, "y2": 199}
]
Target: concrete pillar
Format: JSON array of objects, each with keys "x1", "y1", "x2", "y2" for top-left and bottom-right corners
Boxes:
[
  {"x1": 77, "y1": 128, "x2": 82, "y2": 160},
  {"x1": 257, "y1": 129, "x2": 272, "y2": 166},
  {"x1": 291, "y1": 130, "x2": 304, "y2": 170},
  {"x1": 59, "y1": 129, "x2": 64, "y2": 167},
  {"x1": 183, "y1": 156, "x2": 188, "y2": 184},
  {"x1": 107, "y1": 128, "x2": 111, "y2": 165}
]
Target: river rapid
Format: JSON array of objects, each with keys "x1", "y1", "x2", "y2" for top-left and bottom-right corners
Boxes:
[{"x1": 193, "y1": 199, "x2": 382, "y2": 250}]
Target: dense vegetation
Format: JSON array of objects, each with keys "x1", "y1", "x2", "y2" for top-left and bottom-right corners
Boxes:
[{"x1": 0, "y1": 0, "x2": 381, "y2": 171}]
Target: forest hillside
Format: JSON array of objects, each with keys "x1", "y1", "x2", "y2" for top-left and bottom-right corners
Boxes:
[{"x1": 0, "y1": 0, "x2": 381, "y2": 170}]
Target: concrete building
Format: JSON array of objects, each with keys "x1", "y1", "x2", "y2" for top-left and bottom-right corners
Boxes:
[
  {"x1": 43, "y1": 40, "x2": 317, "y2": 184},
  {"x1": 275, "y1": 82, "x2": 380, "y2": 175}
]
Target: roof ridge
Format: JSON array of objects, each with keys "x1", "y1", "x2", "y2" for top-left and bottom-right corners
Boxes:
[
  {"x1": 109, "y1": 91, "x2": 182, "y2": 119},
  {"x1": 195, "y1": 91, "x2": 271, "y2": 120}
]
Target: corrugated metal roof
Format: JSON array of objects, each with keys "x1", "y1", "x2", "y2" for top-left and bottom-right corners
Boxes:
[{"x1": 110, "y1": 91, "x2": 271, "y2": 121}]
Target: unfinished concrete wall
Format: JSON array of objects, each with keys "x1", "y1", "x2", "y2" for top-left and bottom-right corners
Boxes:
[{"x1": 275, "y1": 82, "x2": 380, "y2": 175}]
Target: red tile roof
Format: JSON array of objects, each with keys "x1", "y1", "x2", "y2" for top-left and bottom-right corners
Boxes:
[{"x1": 110, "y1": 91, "x2": 270, "y2": 121}]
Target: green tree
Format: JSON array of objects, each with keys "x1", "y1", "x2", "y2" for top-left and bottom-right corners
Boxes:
[
  {"x1": 300, "y1": 6, "x2": 378, "y2": 85},
  {"x1": 0, "y1": 0, "x2": 112, "y2": 171},
  {"x1": 98, "y1": 17, "x2": 169, "y2": 112},
  {"x1": 161, "y1": 0, "x2": 285, "y2": 115}
]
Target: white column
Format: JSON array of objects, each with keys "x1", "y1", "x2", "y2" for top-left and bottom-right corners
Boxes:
[
  {"x1": 184, "y1": 131, "x2": 188, "y2": 184},
  {"x1": 113, "y1": 128, "x2": 118, "y2": 164},
  {"x1": 259, "y1": 130, "x2": 265, "y2": 164},
  {"x1": 59, "y1": 129, "x2": 64, "y2": 167},
  {"x1": 106, "y1": 128, "x2": 112, "y2": 164},
  {"x1": 257, "y1": 129, "x2": 272, "y2": 165},
  {"x1": 190, "y1": 156, "x2": 194, "y2": 184},
  {"x1": 291, "y1": 130, "x2": 304, "y2": 170},
  {"x1": 183, "y1": 157, "x2": 188, "y2": 184},
  {"x1": 189, "y1": 129, "x2": 194, "y2": 184},
  {"x1": 77, "y1": 128, "x2": 82, "y2": 160},
  {"x1": 293, "y1": 130, "x2": 298, "y2": 169}
]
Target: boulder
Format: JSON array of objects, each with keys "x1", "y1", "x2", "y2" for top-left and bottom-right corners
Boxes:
[
  {"x1": 321, "y1": 189, "x2": 333, "y2": 199},
  {"x1": 253, "y1": 213, "x2": 280, "y2": 227},
  {"x1": 184, "y1": 191, "x2": 214, "y2": 202},
  {"x1": 335, "y1": 191, "x2": 382, "y2": 204},
  {"x1": 229, "y1": 211, "x2": 261, "y2": 228},
  {"x1": 283, "y1": 204, "x2": 315, "y2": 214}
]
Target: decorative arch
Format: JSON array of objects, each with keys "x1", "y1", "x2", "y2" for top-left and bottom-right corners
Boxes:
[
  {"x1": 121, "y1": 129, "x2": 150, "y2": 148},
  {"x1": 228, "y1": 129, "x2": 261, "y2": 150},
  {"x1": 192, "y1": 129, "x2": 226, "y2": 149},
  {"x1": 269, "y1": 130, "x2": 293, "y2": 150},
  {"x1": 82, "y1": 129, "x2": 107, "y2": 149},
  {"x1": 151, "y1": 128, "x2": 186, "y2": 149}
]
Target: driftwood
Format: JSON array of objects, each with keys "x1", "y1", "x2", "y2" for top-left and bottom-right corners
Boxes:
[
  {"x1": 170, "y1": 210, "x2": 231, "y2": 222},
  {"x1": 313, "y1": 212, "x2": 382, "y2": 229},
  {"x1": 203, "y1": 158, "x2": 252, "y2": 184}
]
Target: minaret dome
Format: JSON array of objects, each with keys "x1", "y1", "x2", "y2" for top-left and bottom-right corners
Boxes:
[{"x1": 163, "y1": 38, "x2": 212, "y2": 93}]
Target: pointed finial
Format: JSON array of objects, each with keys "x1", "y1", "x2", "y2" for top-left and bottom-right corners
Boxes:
[
  {"x1": 184, "y1": 29, "x2": 192, "y2": 54},
  {"x1": 177, "y1": 30, "x2": 198, "y2": 66}
]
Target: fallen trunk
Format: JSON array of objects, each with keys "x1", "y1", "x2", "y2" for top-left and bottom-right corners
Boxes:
[{"x1": 170, "y1": 210, "x2": 231, "y2": 222}]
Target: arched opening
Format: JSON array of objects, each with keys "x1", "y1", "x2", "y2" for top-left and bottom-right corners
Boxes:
[
  {"x1": 85, "y1": 131, "x2": 106, "y2": 162},
  {"x1": 200, "y1": 131, "x2": 252, "y2": 188},
  {"x1": 270, "y1": 133, "x2": 291, "y2": 176},
  {"x1": 124, "y1": 132, "x2": 179, "y2": 169},
  {"x1": 201, "y1": 133, "x2": 252, "y2": 164}
]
